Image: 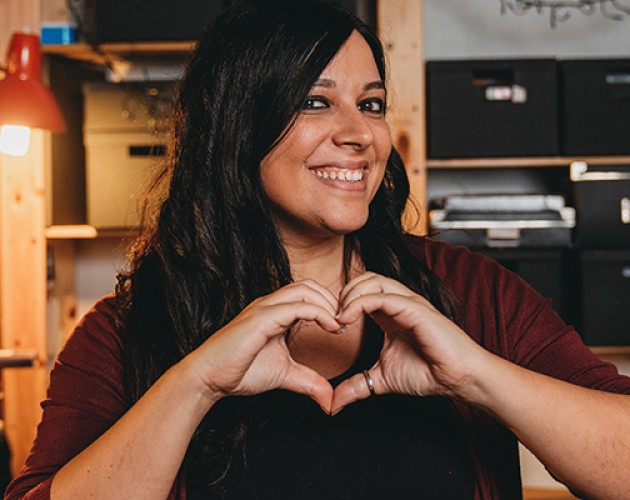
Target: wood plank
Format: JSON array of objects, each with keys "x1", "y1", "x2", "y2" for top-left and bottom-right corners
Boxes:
[
  {"x1": 0, "y1": 0, "x2": 47, "y2": 476},
  {"x1": 45, "y1": 225, "x2": 97, "y2": 239},
  {"x1": 43, "y1": 41, "x2": 196, "y2": 65},
  {"x1": 0, "y1": 131, "x2": 48, "y2": 475},
  {"x1": 377, "y1": 0, "x2": 427, "y2": 234}
]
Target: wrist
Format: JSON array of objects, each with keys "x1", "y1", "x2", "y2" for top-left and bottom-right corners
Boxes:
[
  {"x1": 168, "y1": 353, "x2": 225, "y2": 410},
  {"x1": 440, "y1": 347, "x2": 500, "y2": 405}
]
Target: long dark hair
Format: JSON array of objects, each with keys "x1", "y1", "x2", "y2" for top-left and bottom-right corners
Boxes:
[{"x1": 116, "y1": 0, "x2": 458, "y2": 491}]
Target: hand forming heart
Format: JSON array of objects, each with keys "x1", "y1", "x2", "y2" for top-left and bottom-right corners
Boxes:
[{"x1": 192, "y1": 272, "x2": 484, "y2": 415}]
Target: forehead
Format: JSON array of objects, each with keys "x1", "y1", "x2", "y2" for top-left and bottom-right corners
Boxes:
[{"x1": 318, "y1": 30, "x2": 381, "y2": 81}]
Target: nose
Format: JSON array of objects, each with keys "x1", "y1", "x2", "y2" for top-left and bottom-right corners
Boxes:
[{"x1": 332, "y1": 107, "x2": 374, "y2": 151}]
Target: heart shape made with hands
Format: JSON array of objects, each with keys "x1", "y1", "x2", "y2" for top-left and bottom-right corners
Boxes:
[
  {"x1": 285, "y1": 279, "x2": 388, "y2": 415},
  {"x1": 280, "y1": 273, "x2": 474, "y2": 416},
  {"x1": 225, "y1": 272, "x2": 472, "y2": 416}
]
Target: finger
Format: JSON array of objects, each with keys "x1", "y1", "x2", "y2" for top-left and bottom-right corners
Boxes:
[
  {"x1": 262, "y1": 281, "x2": 339, "y2": 319},
  {"x1": 295, "y1": 279, "x2": 340, "y2": 313},
  {"x1": 330, "y1": 365, "x2": 382, "y2": 415},
  {"x1": 259, "y1": 302, "x2": 342, "y2": 339},
  {"x1": 338, "y1": 272, "x2": 377, "y2": 303},
  {"x1": 282, "y1": 361, "x2": 334, "y2": 413},
  {"x1": 339, "y1": 273, "x2": 413, "y2": 306},
  {"x1": 336, "y1": 292, "x2": 422, "y2": 327}
]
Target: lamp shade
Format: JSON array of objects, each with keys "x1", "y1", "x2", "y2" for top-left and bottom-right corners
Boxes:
[{"x1": 0, "y1": 33, "x2": 65, "y2": 131}]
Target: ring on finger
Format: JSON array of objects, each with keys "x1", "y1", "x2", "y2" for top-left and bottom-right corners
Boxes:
[{"x1": 363, "y1": 370, "x2": 375, "y2": 397}]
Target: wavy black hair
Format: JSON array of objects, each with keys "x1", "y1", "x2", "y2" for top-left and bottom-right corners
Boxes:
[{"x1": 116, "y1": 0, "x2": 458, "y2": 492}]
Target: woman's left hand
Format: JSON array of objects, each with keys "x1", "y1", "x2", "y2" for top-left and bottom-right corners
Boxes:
[{"x1": 331, "y1": 272, "x2": 488, "y2": 413}]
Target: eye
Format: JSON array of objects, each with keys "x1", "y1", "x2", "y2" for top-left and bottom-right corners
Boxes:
[
  {"x1": 358, "y1": 98, "x2": 386, "y2": 114},
  {"x1": 302, "y1": 96, "x2": 330, "y2": 111}
]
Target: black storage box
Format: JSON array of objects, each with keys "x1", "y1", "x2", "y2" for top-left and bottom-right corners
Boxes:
[
  {"x1": 571, "y1": 162, "x2": 630, "y2": 247},
  {"x1": 579, "y1": 249, "x2": 630, "y2": 346},
  {"x1": 93, "y1": 0, "x2": 228, "y2": 42},
  {"x1": 91, "y1": 0, "x2": 376, "y2": 43},
  {"x1": 560, "y1": 59, "x2": 630, "y2": 156},
  {"x1": 426, "y1": 59, "x2": 559, "y2": 158}
]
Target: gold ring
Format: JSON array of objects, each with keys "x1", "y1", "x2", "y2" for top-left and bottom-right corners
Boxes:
[{"x1": 363, "y1": 370, "x2": 375, "y2": 397}]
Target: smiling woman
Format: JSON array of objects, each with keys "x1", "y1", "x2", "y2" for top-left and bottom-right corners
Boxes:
[
  {"x1": 260, "y1": 31, "x2": 391, "y2": 245},
  {"x1": 6, "y1": 1, "x2": 630, "y2": 499}
]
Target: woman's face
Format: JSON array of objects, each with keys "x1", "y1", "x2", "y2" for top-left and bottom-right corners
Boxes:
[{"x1": 260, "y1": 30, "x2": 392, "y2": 246}]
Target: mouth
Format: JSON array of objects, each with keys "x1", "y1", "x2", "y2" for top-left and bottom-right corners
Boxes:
[{"x1": 308, "y1": 162, "x2": 368, "y2": 183}]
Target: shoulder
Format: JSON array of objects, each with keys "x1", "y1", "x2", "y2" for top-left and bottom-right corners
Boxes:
[
  {"x1": 403, "y1": 234, "x2": 511, "y2": 296},
  {"x1": 59, "y1": 293, "x2": 125, "y2": 364},
  {"x1": 404, "y1": 235, "x2": 564, "y2": 356},
  {"x1": 50, "y1": 293, "x2": 129, "y2": 413}
]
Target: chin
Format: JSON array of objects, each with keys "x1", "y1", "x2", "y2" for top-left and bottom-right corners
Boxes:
[{"x1": 324, "y1": 215, "x2": 369, "y2": 236}]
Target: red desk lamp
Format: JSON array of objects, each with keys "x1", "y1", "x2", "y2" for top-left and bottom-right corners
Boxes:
[{"x1": 0, "y1": 33, "x2": 66, "y2": 156}]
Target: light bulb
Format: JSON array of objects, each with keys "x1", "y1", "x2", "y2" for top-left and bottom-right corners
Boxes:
[{"x1": 0, "y1": 125, "x2": 31, "y2": 156}]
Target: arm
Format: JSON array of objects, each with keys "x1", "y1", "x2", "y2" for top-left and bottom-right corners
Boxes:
[
  {"x1": 49, "y1": 359, "x2": 215, "y2": 499},
  {"x1": 8, "y1": 281, "x2": 341, "y2": 500},
  {"x1": 332, "y1": 272, "x2": 630, "y2": 500},
  {"x1": 465, "y1": 349, "x2": 630, "y2": 500}
]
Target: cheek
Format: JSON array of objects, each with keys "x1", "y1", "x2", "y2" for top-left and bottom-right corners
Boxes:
[{"x1": 374, "y1": 121, "x2": 392, "y2": 161}]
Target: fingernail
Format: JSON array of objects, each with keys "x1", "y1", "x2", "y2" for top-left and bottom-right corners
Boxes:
[
  {"x1": 338, "y1": 325, "x2": 347, "y2": 334},
  {"x1": 330, "y1": 406, "x2": 344, "y2": 417}
]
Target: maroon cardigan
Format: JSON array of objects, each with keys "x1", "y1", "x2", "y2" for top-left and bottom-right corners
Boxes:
[{"x1": 7, "y1": 237, "x2": 630, "y2": 499}]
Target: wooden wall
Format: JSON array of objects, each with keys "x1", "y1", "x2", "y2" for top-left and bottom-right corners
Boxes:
[
  {"x1": 0, "y1": 0, "x2": 49, "y2": 475},
  {"x1": 377, "y1": 0, "x2": 426, "y2": 234}
]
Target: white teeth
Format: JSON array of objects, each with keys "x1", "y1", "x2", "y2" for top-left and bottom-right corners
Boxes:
[{"x1": 310, "y1": 168, "x2": 364, "y2": 182}]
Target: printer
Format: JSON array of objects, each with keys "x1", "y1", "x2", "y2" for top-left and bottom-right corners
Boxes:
[{"x1": 429, "y1": 194, "x2": 576, "y2": 248}]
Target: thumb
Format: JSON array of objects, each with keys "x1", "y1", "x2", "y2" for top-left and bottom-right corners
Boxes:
[
  {"x1": 330, "y1": 367, "x2": 380, "y2": 416},
  {"x1": 281, "y1": 361, "x2": 334, "y2": 413}
]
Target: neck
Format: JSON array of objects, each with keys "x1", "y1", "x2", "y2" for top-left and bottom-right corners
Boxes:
[
  {"x1": 284, "y1": 234, "x2": 345, "y2": 287},
  {"x1": 283, "y1": 233, "x2": 367, "y2": 298}
]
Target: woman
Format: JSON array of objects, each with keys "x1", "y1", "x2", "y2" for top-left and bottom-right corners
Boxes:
[{"x1": 7, "y1": 1, "x2": 630, "y2": 499}]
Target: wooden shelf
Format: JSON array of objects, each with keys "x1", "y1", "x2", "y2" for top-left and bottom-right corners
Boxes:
[
  {"x1": 0, "y1": 349, "x2": 38, "y2": 369},
  {"x1": 427, "y1": 156, "x2": 630, "y2": 169},
  {"x1": 589, "y1": 346, "x2": 630, "y2": 356},
  {"x1": 43, "y1": 41, "x2": 196, "y2": 65},
  {"x1": 45, "y1": 225, "x2": 97, "y2": 240},
  {"x1": 523, "y1": 487, "x2": 577, "y2": 499},
  {"x1": 44, "y1": 225, "x2": 141, "y2": 241}
]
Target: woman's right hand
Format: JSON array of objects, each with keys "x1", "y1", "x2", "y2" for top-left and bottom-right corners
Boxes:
[{"x1": 184, "y1": 280, "x2": 342, "y2": 411}]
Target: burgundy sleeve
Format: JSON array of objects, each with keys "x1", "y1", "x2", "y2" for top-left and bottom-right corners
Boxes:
[
  {"x1": 420, "y1": 237, "x2": 630, "y2": 395},
  {"x1": 5, "y1": 296, "x2": 130, "y2": 499}
]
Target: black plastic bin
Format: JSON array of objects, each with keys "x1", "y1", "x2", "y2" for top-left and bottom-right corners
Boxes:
[
  {"x1": 579, "y1": 249, "x2": 630, "y2": 346},
  {"x1": 426, "y1": 59, "x2": 559, "y2": 158},
  {"x1": 560, "y1": 59, "x2": 630, "y2": 156},
  {"x1": 570, "y1": 162, "x2": 630, "y2": 248}
]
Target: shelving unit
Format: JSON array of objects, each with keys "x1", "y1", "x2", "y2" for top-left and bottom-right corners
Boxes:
[
  {"x1": 43, "y1": 40, "x2": 195, "y2": 64},
  {"x1": 428, "y1": 155, "x2": 630, "y2": 169}
]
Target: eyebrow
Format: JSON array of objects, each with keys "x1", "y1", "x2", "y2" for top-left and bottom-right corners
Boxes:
[{"x1": 312, "y1": 78, "x2": 385, "y2": 91}]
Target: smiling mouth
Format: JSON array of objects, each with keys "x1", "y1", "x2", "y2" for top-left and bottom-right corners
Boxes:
[
  {"x1": 310, "y1": 168, "x2": 364, "y2": 182},
  {"x1": 308, "y1": 162, "x2": 368, "y2": 183}
]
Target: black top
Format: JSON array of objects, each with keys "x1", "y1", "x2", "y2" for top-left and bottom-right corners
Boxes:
[{"x1": 189, "y1": 320, "x2": 476, "y2": 499}]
